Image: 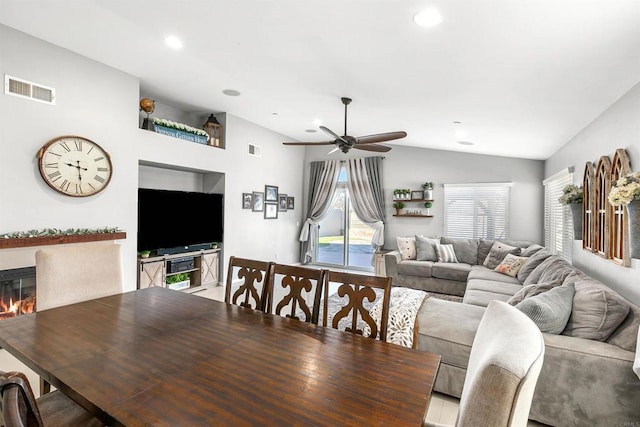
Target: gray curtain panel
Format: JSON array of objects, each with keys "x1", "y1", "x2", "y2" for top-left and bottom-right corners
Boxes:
[
  {"x1": 299, "y1": 160, "x2": 340, "y2": 263},
  {"x1": 346, "y1": 157, "x2": 386, "y2": 250}
]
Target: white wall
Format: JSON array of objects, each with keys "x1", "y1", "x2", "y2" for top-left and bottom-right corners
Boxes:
[
  {"x1": 0, "y1": 24, "x2": 305, "y2": 289},
  {"x1": 545, "y1": 81, "x2": 640, "y2": 305},
  {"x1": 303, "y1": 145, "x2": 545, "y2": 247}
]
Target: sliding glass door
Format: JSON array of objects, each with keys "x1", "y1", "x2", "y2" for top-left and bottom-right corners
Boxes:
[{"x1": 315, "y1": 169, "x2": 374, "y2": 271}]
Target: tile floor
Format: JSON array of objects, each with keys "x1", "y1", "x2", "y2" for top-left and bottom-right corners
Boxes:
[{"x1": 0, "y1": 284, "x2": 547, "y2": 426}]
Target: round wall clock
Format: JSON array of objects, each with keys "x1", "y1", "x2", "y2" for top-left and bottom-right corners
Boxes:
[{"x1": 37, "y1": 135, "x2": 113, "y2": 197}]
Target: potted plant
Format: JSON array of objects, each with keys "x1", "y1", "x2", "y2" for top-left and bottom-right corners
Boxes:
[
  {"x1": 422, "y1": 182, "x2": 434, "y2": 200},
  {"x1": 393, "y1": 189, "x2": 401, "y2": 199},
  {"x1": 424, "y1": 201, "x2": 433, "y2": 215},
  {"x1": 139, "y1": 250, "x2": 151, "y2": 259},
  {"x1": 393, "y1": 201, "x2": 405, "y2": 215},
  {"x1": 166, "y1": 273, "x2": 190, "y2": 290},
  {"x1": 558, "y1": 184, "x2": 583, "y2": 240},
  {"x1": 609, "y1": 172, "x2": 640, "y2": 257}
]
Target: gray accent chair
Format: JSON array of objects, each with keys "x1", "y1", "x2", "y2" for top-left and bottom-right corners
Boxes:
[{"x1": 424, "y1": 300, "x2": 545, "y2": 427}]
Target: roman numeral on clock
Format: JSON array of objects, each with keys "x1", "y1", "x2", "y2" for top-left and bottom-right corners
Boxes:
[
  {"x1": 47, "y1": 171, "x2": 61, "y2": 181},
  {"x1": 60, "y1": 179, "x2": 70, "y2": 192},
  {"x1": 94, "y1": 175, "x2": 105, "y2": 184}
]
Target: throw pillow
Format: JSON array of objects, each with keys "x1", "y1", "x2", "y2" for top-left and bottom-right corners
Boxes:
[
  {"x1": 440, "y1": 237, "x2": 478, "y2": 265},
  {"x1": 515, "y1": 283, "x2": 575, "y2": 334},
  {"x1": 436, "y1": 244, "x2": 458, "y2": 263},
  {"x1": 415, "y1": 235, "x2": 440, "y2": 261},
  {"x1": 517, "y1": 249, "x2": 551, "y2": 283},
  {"x1": 494, "y1": 254, "x2": 528, "y2": 277},
  {"x1": 562, "y1": 276, "x2": 630, "y2": 341},
  {"x1": 482, "y1": 242, "x2": 521, "y2": 270},
  {"x1": 521, "y1": 244, "x2": 545, "y2": 257},
  {"x1": 507, "y1": 281, "x2": 560, "y2": 306},
  {"x1": 396, "y1": 236, "x2": 416, "y2": 260}
]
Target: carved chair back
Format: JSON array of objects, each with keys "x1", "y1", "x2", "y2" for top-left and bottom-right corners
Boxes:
[
  {"x1": 265, "y1": 264, "x2": 326, "y2": 324},
  {"x1": 225, "y1": 256, "x2": 273, "y2": 310}
]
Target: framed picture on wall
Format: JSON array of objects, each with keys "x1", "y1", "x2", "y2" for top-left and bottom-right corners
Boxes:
[
  {"x1": 242, "y1": 193, "x2": 253, "y2": 209},
  {"x1": 265, "y1": 185, "x2": 278, "y2": 202},
  {"x1": 252, "y1": 191, "x2": 264, "y2": 212},
  {"x1": 279, "y1": 194, "x2": 288, "y2": 211},
  {"x1": 264, "y1": 202, "x2": 278, "y2": 219},
  {"x1": 411, "y1": 190, "x2": 424, "y2": 200},
  {"x1": 287, "y1": 196, "x2": 294, "y2": 210}
]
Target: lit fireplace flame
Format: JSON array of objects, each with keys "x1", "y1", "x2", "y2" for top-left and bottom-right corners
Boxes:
[{"x1": 0, "y1": 297, "x2": 35, "y2": 319}]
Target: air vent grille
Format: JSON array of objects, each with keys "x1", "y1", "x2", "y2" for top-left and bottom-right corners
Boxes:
[
  {"x1": 4, "y1": 75, "x2": 55, "y2": 104},
  {"x1": 248, "y1": 144, "x2": 262, "y2": 157}
]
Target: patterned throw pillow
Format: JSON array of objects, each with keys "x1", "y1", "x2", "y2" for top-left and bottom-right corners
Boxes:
[
  {"x1": 396, "y1": 236, "x2": 416, "y2": 260},
  {"x1": 436, "y1": 244, "x2": 458, "y2": 263},
  {"x1": 483, "y1": 242, "x2": 521, "y2": 269},
  {"x1": 494, "y1": 253, "x2": 528, "y2": 277}
]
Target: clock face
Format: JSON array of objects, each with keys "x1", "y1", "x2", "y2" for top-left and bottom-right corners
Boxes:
[{"x1": 37, "y1": 136, "x2": 113, "y2": 197}]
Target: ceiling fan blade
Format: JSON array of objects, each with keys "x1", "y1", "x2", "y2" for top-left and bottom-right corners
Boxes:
[
  {"x1": 355, "y1": 131, "x2": 407, "y2": 145},
  {"x1": 283, "y1": 141, "x2": 334, "y2": 146},
  {"x1": 327, "y1": 146, "x2": 341, "y2": 154},
  {"x1": 354, "y1": 144, "x2": 392, "y2": 153},
  {"x1": 319, "y1": 126, "x2": 348, "y2": 144}
]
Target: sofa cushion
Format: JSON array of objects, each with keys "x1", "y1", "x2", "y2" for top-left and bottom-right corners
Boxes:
[
  {"x1": 416, "y1": 298, "x2": 486, "y2": 368},
  {"x1": 463, "y1": 289, "x2": 514, "y2": 307},
  {"x1": 397, "y1": 260, "x2": 434, "y2": 278},
  {"x1": 516, "y1": 283, "x2": 575, "y2": 334},
  {"x1": 482, "y1": 242, "x2": 521, "y2": 269},
  {"x1": 477, "y1": 239, "x2": 496, "y2": 265},
  {"x1": 432, "y1": 262, "x2": 471, "y2": 282},
  {"x1": 441, "y1": 237, "x2": 478, "y2": 265},
  {"x1": 466, "y1": 279, "x2": 523, "y2": 296},
  {"x1": 494, "y1": 253, "x2": 527, "y2": 277},
  {"x1": 396, "y1": 236, "x2": 416, "y2": 260},
  {"x1": 517, "y1": 249, "x2": 552, "y2": 283},
  {"x1": 521, "y1": 244, "x2": 545, "y2": 257},
  {"x1": 562, "y1": 274, "x2": 630, "y2": 342},
  {"x1": 607, "y1": 302, "x2": 640, "y2": 352},
  {"x1": 416, "y1": 235, "x2": 439, "y2": 261},
  {"x1": 507, "y1": 282, "x2": 559, "y2": 306},
  {"x1": 436, "y1": 244, "x2": 458, "y2": 263},
  {"x1": 523, "y1": 255, "x2": 574, "y2": 287},
  {"x1": 468, "y1": 266, "x2": 521, "y2": 284}
]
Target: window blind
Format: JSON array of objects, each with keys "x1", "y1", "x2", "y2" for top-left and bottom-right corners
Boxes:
[
  {"x1": 443, "y1": 183, "x2": 511, "y2": 239},
  {"x1": 543, "y1": 168, "x2": 573, "y2": 261}
]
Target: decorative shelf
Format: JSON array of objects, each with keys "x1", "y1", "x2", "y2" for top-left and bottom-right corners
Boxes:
[
  {"x1": 0, "y1": 232, "x2": 127, "y2": 249},
  {"x1": 393, "y1": 199, "x2": 434, "y2": 203}
]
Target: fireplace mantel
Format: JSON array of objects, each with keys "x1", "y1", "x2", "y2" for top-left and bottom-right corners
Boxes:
[{"x1": 0, "y1": 232, "x2": 127, "y2": 249}]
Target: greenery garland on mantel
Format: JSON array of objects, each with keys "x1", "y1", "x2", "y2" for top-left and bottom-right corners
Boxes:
[{"x1": 0, "y1": 227, "x2": 122, "y2": 239}]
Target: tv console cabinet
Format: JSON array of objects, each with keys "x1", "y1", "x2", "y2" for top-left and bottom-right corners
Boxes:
[{"x1": 137, "y1": 248, "x2": 220, "y2": 292}]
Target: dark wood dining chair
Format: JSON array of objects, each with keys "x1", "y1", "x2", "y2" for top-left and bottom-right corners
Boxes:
[
  {"x1": 0, "y1": 370, "x2": 103, "y2": 427},
  {"x1": 225, "y1": 256, "x2": 273, "y2": 310},
  {"x1": 322, "y1": 270, "x2": 392, "y2": 341},
  {"x1": 264, "y1": 264, "x2": 326, "y2": 323}
]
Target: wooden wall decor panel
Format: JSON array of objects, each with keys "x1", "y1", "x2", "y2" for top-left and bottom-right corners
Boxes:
[
  {"x1": 583, "y1": 162, "x2": 595, "y2": 253},
  {"x1": 594, "y1": 156, "x2": 612, "y2": 258}
]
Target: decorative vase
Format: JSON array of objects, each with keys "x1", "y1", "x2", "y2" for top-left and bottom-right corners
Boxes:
[
  {"x1": 626, "y1": 200, "x2": 640, "y2": 258},
  {"x1": 569, "y1": 203, "x2": 583, "y2": 240},
  {"x1": 424, "y1": 189, "x2": 433, "y2": 200}
]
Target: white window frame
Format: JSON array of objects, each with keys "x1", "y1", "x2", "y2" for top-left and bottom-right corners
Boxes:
[
  {"x1": 443, "y1": 183, "x2": 512, "y2": 239},
  {"x1": 543, "y1": 168, "x2": 573, "y2": 261}
]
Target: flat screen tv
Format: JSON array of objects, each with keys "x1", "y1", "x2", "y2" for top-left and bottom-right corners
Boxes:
[{"x1": 137, "y1": 188, "x2": 223, "y2": 254}]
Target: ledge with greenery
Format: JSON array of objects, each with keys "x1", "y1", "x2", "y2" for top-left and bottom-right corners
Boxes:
[{"x1": 0, "y1": 227, "x2": 126, "y2": 249}]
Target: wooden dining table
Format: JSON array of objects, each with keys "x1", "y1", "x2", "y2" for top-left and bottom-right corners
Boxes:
[{"x1": 0, "y1": 287, "x2": 440, "y2": 426}]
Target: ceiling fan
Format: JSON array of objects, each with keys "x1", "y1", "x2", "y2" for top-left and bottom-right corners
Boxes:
[{"x1": 283, "y1": 97, "x2": 407, "y2": 154}]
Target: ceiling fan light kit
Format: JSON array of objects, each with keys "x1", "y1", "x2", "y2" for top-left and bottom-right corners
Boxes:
[{"x1": 283, "y1": 97, "x2": 407, "y2": 154}]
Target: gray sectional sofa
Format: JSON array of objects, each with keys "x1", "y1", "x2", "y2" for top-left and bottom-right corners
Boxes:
[{"x1": 385, "y1": 237, "x2": 640, "y2": 427}]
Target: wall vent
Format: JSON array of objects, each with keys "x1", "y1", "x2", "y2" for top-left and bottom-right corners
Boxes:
[
  {"x1": 4, "y1": 75, "x2": 56, "y2": 105},
  {"x1": 248, "y1": 144, "x2": 262, "y2": 157}
]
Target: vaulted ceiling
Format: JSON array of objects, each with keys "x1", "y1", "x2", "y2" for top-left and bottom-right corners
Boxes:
[{"x1": 1, "y1": 0, "x2": 639, "y2": 159}]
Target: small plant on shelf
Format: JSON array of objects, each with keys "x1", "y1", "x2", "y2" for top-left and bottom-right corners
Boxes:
[
  {"x1": 166, "y1": 273, "x2": 189, "y2": 285},
  {"x1": 422, "y1": 182, "x2": 434, "y2": 190},
  {"x1": 393, "y1": 201, "x2": 405, "y2": 214},
  {"x1": 424, "y1": 201, "x2": 433, "y2": 215},
  {"x1": 139, "y1": 250, "x2": 151, "y2": 259}
]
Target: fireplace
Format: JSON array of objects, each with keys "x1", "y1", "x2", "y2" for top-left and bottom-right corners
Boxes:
[{"x1": 0, "y1": 267, "x2": 36, "y2": 319}]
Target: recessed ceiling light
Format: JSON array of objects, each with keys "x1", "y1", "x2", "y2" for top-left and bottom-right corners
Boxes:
[
  {"x1": 305, "y1": 129, "x2": 317, "y2": 133},
  {"x1": 272, "y1": 112, "x2": 279, "y2": 116},
  {"x1": 222, "y1": 89, "x2": 241, "y2": 96},
  {"x1": 413, "y1": 8, "x2": 443, "y2": 28},
  {"x1": 457, "y1": 141, "x2": 474, "y2": 146},
  {"x1": 164, "y1": 35, "x2": 183, "y2": 50}
]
